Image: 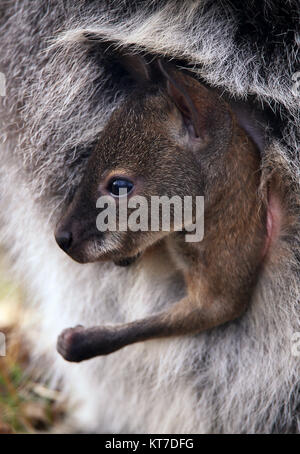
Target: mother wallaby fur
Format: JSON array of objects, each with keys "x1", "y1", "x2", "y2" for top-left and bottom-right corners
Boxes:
[{"x1": 0, "y1": 1, "x2": 299, "y2": 433}]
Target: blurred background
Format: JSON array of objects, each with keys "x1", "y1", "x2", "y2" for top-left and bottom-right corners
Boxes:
[{"x1": 0, "y1": 254, "x2": 66, "y2": 433}]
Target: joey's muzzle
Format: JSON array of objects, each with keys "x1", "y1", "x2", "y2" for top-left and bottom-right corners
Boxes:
[
  {"x1": 55, "y1": 229, "x2": 73, "y2": 253},
  {"x1": 55, "y1": 211, "x2": 103, "y2": 263}
]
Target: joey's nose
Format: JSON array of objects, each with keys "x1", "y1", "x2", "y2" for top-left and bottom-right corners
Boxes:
[{"x1": 55, "y1": 230, "x2": 73, "y2": 252}]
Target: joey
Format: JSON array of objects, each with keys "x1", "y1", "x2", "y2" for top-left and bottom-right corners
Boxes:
[{"x1": 55, "y1": 57, "x2": 268, "y2": 362}]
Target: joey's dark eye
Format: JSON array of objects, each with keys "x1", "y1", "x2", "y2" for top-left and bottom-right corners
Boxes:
[{"x1": 107, "y1": 177, "x2": 134, "y2": 196}]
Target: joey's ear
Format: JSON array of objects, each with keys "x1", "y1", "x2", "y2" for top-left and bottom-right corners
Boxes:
[
  {"x1": 84, "y1": 35, "x2": 151, "y2": 84},
  {"x1": 158, "y1": 60, "x2": 216, "y2": 143},
  {"x1": 118, "y1": 52, "x2": 151, "y2": 84}
]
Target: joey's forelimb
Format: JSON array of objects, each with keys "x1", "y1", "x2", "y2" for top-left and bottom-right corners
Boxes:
[{"x1": 57, "y1": 294, "x2": 246, "y2": 362}]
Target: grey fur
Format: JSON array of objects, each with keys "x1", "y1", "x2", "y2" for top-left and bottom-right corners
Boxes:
[{"x1": 0, "y1": 1, "x2": 299, "y2": 433}]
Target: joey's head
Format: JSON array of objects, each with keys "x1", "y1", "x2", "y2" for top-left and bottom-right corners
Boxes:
[{"x1": 55, "y1": 55, "x2": 233, "y2": 264}]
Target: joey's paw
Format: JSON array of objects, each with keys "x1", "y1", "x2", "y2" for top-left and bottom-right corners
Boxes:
[{"x1": 57, "y1": 325, "x2": 86, "y2": 362}]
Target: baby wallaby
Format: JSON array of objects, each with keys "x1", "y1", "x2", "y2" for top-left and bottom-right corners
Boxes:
[{"x1": 55, "y1": 55, "x2": 267, "y2": 362}]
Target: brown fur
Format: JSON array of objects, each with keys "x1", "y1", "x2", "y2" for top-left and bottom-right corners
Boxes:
[{"x1": 55, "y1": 58, "x2": 267, "y2": 361}]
